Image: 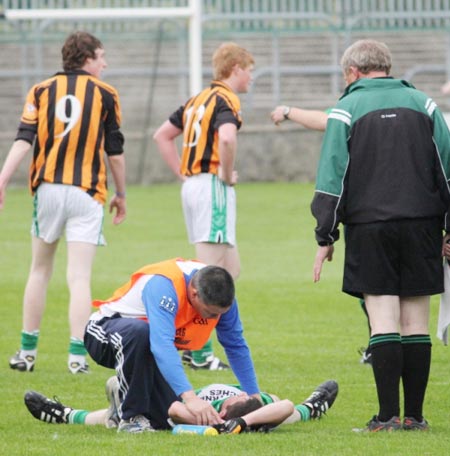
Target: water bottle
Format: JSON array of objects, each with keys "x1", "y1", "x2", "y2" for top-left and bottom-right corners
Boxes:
[{"x1": 172, "y1": 424, "x2": 219, "y2": 435}]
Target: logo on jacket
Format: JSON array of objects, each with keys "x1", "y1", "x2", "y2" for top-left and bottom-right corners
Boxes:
[
  {"x1": 193, "y1": 317, "x2": 208, "y2": 325},
  {"x1": 159, "y1": 296, "x2": 175, "y2": 313}
]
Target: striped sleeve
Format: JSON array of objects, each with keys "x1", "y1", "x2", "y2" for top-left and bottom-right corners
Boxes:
[{"x1": 311, "y1": 108, "x2": 351, "y2": 244}]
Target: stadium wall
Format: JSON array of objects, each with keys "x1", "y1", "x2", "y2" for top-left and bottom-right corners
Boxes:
[{"x1": 0, "y1": 30, "x2": 449, "y2": 185}]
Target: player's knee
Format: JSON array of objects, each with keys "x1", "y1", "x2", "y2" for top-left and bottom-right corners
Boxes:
[{"x1": 281, "y1": 399, "x2": 295, "y2": 414}]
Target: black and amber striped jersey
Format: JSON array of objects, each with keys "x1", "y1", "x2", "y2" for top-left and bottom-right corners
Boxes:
[
  {"x1": 169, "y1": 80, "x2": 242, "y2": 177},
  {"x1": 16, "y1": 69, "x2": 124, "y2": 205}
]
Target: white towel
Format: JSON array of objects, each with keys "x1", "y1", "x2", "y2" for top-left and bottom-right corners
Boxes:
[{"x1": 437, "y1": 261, "x2": 450, "y2": 345}]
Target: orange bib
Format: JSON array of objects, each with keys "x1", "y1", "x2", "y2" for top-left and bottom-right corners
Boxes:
[{"x1": 93, "y1": 258, "x2": 219, "y2": 350}]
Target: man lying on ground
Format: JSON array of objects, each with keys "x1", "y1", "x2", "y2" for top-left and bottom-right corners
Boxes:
[{"x1": 24, "y1": 377, "x2": 338, "y2": 433}]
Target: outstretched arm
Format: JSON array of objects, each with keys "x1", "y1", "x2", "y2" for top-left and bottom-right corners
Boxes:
[
  {"x1": 441, "y1": 81, "x2": 450, "y2": 95},
  {"x1": 168, "y1": 398, "x2": 294, "y2": 430},
  {"x1": 271, "y1": 105, "x2": 328, "y2": 131}
]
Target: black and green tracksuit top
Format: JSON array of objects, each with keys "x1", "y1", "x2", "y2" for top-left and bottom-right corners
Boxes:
[{"x1": 311, "y1": 77, "x2": 450, "y2": 245}]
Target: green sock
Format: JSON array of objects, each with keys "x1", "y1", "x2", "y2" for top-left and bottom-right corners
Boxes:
[
  {"x1": 69, "y1": 337, "x2": 88, "y2": 356},
  {"x1": 191, "y1": 339, "x2": 213, "y2": 364},
  {"x1": 295, "y1": 404, "x2": 311, "y2": 421},
  {"x1": 21, "y1": 330, "x2": 39, "y2": 350},
  {"x1": 67, "y1": 410, "x2": 90, "y2": 424}
]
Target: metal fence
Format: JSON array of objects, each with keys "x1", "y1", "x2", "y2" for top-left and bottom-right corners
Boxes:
[
  {"x1": 1, "y1": 1, "x2": 450, "y2": 184},
  {"x1": 3, "y1": 0, "x2": 450, "y2": 36}
]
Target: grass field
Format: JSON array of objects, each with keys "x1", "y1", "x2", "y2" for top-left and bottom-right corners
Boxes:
[{"x1": 1, "y1": 183, "x2": 449, "y2": 456}]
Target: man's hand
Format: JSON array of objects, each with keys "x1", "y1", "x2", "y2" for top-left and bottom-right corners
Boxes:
[
  {"x1": 270, "y1": 106, "x2": 287, "y2": 126},
  {"x1": 214, "y1": 418, "x2": 247, "y2": 434},
  {"x1": 109, "y1": 194, "x2": 126, "y2": 225},
  {"x1": 313, "y1": 245, "x2": 334, "y2": 282},
  {"x1": 442, "y1": 234, "x2": 450, "y2": 259},
  {"x1": 183, "y1": 395, "x2": 222, "y2": 426},
  {"x1": 218, "y1": 167, "x2": 238, "y2": 186}
]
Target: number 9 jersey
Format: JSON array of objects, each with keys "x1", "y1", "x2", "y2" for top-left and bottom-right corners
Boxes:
[{"x1": 16, "y1": 69, "x2": 124, "y2": 205}]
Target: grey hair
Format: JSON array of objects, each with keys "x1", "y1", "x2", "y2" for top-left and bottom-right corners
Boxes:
[{"x1": 340, "y1": 39, "x2": 392, "y2": 75}]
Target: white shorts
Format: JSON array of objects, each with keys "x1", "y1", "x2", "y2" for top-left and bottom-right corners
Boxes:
[
  {"x1": 181, "y1": 174, "x2": 236, "y2": 246},
  {"x1": 31, "y1": 183, "x2": 106, "y2": 245}
]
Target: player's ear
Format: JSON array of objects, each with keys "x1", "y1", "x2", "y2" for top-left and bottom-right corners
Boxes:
[{"x1": 219, "y1": 409, "x2": 227, "y2": 419}]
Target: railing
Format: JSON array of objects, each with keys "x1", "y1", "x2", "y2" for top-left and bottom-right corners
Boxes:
[
  {"x1": 3, "y1": 0, "x2": 450, "y2": 35},
  {"x1": 1, "y1": 1, "x2": 450, "y2": 185}
]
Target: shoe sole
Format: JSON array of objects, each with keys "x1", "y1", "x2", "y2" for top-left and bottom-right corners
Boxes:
[
  {"x1": 10, "y1": 362, "x2": 34, "y2": 372},
  {"x1": 10, "y1": 354, "x2": 35, "y2": 372},
  {"x1": 105, "y1": 376, "x2": 121, "y2": 428}
]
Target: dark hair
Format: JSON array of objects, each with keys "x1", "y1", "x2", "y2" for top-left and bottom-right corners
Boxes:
[
  {"x1": 224, "y1": 397, "x2": 263, "y2": 420},
  {"x1": 192, "y1": 265, "x2": 235, "y2": 309},
  {"x1": 61, "y1": 31, "x2": 103, "y2": 71}
]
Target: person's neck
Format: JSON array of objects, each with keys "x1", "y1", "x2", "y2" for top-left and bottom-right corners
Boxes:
[
  {"x1": 361, "y1": 71, "x2": 389, "y2": 79},
  {"x1": 219, "y1": 77, "x2": 237, "y2": 93}
]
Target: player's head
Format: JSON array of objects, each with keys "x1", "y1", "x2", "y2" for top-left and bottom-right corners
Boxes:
[
  {"x1": 212, "y1": 42, "x2": 255, "y2": 82},
  {"x1": 221, "y1": 395, "x2": 263, "y2": 420},
  {"x1": 189, "y1": 265, "x2": 235, "y2": 318},
  {"x1": 62, "y1": 31, "x2": 104, "y2": 73},
  {"x1": 340, "y1": 39, "x2": 392, "y2": 84}
]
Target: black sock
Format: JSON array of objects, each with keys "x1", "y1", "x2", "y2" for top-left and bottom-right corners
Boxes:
[
  {"x1": 369, "y1": 333, "x2": 402, "y2": 421},
  {"x1": 402, "y1": 334, "x2": 431, "y2": 421}
]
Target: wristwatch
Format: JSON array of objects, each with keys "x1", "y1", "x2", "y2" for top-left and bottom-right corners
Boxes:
[{"x1": 283, "y1": 106, "x2": 291, "y2": 120}]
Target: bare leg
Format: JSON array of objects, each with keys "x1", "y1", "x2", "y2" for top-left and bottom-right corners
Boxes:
[
  {"x1": 195, "y1": 242, "x2": 240, "y2": 279},
  {"x1": 399, "y1": 296, "x2": 430, "y2": 335},
  {"x1": 364, "y1": 295, "x2": 400, "y2": 335},
  {"x1": 66, "y1": 242, "x2": 97, "y2": 340},
  {"x1": 84, "y1": 409, "x2": 108, "y2": 425},
  {"x1": 23, "y1": 236, "x2": 58, "y2": 332}
]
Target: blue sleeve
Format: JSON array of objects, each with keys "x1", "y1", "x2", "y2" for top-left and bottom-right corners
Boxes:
[
  {"x1": 142, "y1": 275, "x2": 192, "y2": 396},
  {"x1": 216, "y1": 299, "x2": 259, "y2": 395}
]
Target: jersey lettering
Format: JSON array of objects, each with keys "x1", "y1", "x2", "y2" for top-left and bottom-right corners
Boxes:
[
  {"x1": 183, "y1": 104, "x2": 205, "y2": 147},
  {"x1": 55, "y1": 95, "x2": 82, "y2": 138}
]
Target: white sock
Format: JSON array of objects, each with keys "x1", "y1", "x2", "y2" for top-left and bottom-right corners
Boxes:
[
  {"x1": 20, "y1": 349, "x2": 37, "y2": 359},
  {"x1": 68, "y1": 354, "x2": 86, "y2": 366}
]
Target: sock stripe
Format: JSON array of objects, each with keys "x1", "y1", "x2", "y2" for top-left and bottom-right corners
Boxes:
[
  {"x1": 69, "y1": 337, "x2": 88, "y2": 356},
  {"x1": 68, "y1": 410, "x2": 89, "y2": 424},
  {"x1": 21, "y1": 330, "x2": 39, "y2": 351},
  {"x1": 295, "y1": 404, "x2": 311, "y2": 422},
  {"x1": 401, "y1": 335, "x2": 431, "y2": 345},
  {"x1": 370, "y1": 333, "x2": 401, "y2": 347}
]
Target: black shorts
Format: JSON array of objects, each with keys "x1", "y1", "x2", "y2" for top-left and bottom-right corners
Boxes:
[{"x1": 343, "y1": 218, "x2": 444, "y2": 299}]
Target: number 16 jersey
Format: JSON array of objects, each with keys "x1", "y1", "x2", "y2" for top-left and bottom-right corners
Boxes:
[{"x1": 169, "y1": 80, "x2": 242, "y2": 177}]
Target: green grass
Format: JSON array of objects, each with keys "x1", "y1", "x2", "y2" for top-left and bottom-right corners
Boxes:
[{"x1": 1, "y1": 183, "x2": 449, "y2": 456}]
